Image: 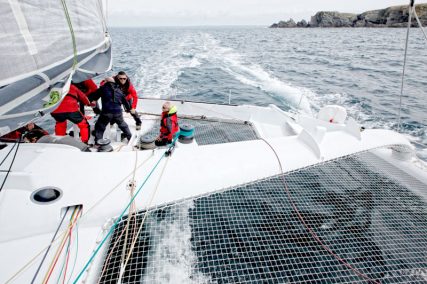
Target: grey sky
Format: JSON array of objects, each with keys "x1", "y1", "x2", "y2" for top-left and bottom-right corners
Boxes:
[{"x1": 108, "y1": 0, "x2": 415, "y2": 26}]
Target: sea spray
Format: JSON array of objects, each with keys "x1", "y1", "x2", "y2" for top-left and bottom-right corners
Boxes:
[{"x1": 140, "y1": 201, "x2": 211, "y2": 284}]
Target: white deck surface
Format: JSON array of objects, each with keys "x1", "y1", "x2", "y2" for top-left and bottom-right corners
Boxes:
[{"x1": 0, "y1": 99, "x2": 422, "y2": 283}]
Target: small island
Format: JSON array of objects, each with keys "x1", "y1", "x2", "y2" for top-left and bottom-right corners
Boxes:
[{"x1": 270, "y1": 3, "x2": 427, "y2": 28}]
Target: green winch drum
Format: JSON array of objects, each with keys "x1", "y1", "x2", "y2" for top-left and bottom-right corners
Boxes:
[{"x1": 178, "y1": 124, "x2": 195, "y2": 144}]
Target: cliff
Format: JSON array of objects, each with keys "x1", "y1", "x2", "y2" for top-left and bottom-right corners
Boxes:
[{"x1": 270, "y1": 3, "x2": 427, "y2": 28}]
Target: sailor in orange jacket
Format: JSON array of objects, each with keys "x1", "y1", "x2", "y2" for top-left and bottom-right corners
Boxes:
[
  {"x1": 155, "y1": 102, "x2": 179, "y2": 146},
  {"x1": 51, "y1": 84, "x2": 93, "y2": 143}
]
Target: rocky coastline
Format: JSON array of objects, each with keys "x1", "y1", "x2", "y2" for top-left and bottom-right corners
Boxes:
[{"x1": 270, "y1": 3, "x2": 427, "y2": 28}]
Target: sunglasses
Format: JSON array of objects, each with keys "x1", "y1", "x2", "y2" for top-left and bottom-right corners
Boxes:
[{"x1": 118, "y1": 77, "x2": 127, "y2": 81}]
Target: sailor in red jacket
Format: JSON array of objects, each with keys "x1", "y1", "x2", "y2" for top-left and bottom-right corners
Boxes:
[
  {"x1": 51, "y1": 84, "x2": 93, "y2": 143},
  {"x1": 114, "y1": 71, "x2": 142, "y2": 130},
  {"x1": 155, "y1": 102, "x2": 179, "y2": 146},
  {"x1": 0, "y1": 122, "x2": 48, "y2": 143},
  {"x1": 73, "y1": 79, "x2": 99, "y2": 114}
]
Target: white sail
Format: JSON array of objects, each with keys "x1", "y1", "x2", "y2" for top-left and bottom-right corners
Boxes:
[{"x1": 0, "y1": 0, "x2": 111, "y2": 134}]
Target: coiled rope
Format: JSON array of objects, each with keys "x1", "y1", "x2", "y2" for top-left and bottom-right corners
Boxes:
[{"x1": 260, "y1": 138, "x2": 381, "y2": 284}]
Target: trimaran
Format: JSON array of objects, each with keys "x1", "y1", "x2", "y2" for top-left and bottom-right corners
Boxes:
[{"x1": 0, "y1": 0, "x2": 426, "y2": 283}]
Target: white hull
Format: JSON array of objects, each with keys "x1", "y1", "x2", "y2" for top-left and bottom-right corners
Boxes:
[{"x1": 1, "y1": 99, "x2": 426, "y2": 283}]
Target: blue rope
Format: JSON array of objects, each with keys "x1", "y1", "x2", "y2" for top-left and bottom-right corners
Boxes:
[{"x1": 73, "y1": 151, "x2": 167, "y2": 283}]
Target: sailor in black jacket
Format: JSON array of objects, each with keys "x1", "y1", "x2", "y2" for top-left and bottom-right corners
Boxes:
[{"x1": 89, "y1": 77, "x2": 133, "y2": 144}]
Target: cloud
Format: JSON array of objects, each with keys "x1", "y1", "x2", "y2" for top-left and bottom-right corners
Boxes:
[{"x1": 107, "y1": 0, "x2": 409, "y2": 26}]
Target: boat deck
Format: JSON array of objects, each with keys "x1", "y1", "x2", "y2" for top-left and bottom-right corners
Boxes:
[{"x1": 100, "y1": 149, "x2": 427, "y2": 284}]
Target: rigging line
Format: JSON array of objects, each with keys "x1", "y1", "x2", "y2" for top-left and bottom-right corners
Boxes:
[
  {"x1": 194, "y1": 103, "x2": 242, "y2": 121},
  {"x1": 97, "y1": 144, "x2": 164, "y2": 282},
  {"x1": 63, "y1": 209, "x2": 80, "y2": 284},
  {"x1": 413, "y1": 5, "x2": 427, "y2": 42},
  {"x1": 120, "y1": 151, "x2": 139, "y2": 273},
  {"x1": 80, "y1": 153, "x2": 153, "y2": 219},
  {"x1": 97, "y1": 147, "x2": 145, "y2": 282},
  {"x1": 73, "y1": 151, "x2": 167, "y2": 284},
  {"x1": 30, "y1": 207, "x2": 70, "y2": 284},
  {"x1": 97, "y1": 137, "x2": 178, "y2": 283},
  {"x1": 259, "y1": 138, "x2": 381, "y2": 284},
  {"x1": 55, "y1": 231, "x2": 71, "y2": 284},
  {"x1": 106, "y1": 0, "x2": 109, "y2": 25},
  {"x1": 398, "y1": 0, "x2": 414, "y2": 132},
  {"x1": 97, "y1": 218, "x2": 130, "y2": 283},
  {"x1": 66, "y1": 214, "x2": 80, "y2": 284},
  {"x1": 62, "y1": 227, "x2": 73, "y2": 284},
  {"x1": 0, "y1": 139, "x2": 21, "y2": 193},
  {"x1": 119, "y1": 153, "x2": 171, "y2": 281},
  {"x1": 42, "y1": 207, "x2": 81, "y2": 284},
  {"x1": 97, "y1": 0, "x2": 108, "y2": 34},
  {"x1": 97, "y1": 206, "x2": 140, "y2": 283},
  {"x1": 5, "y1": 155, "x2": 154, "y2": 284},
  {"x1": 42, "y1": 222, "x2": 71, "y2": 284},
  {"x1": 0, "y1": 142, "x2": 17, "y2": 167},
  {"x1": 60, "y1": 0, "x2": 78, "y2": 68}
]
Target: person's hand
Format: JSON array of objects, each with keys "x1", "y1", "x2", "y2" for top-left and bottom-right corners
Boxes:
[{"x1": 130, "y1": 108, "x2": 136, "y2": 114}]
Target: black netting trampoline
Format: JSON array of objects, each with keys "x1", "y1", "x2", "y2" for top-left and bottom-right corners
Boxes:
[{"x1": 99, "y1": 149, "x2": 427, "y2": 283}]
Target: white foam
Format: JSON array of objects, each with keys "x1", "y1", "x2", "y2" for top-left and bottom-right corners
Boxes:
[
  {"x1": 199, "y1": 33, "x2": 313, "y2": 114},
  {"x1": 135, "y1": 35, "x2": 202, "y2": 99},
  {"x1": 141, "y1": 201, "x2": 211, "y2": 284}
]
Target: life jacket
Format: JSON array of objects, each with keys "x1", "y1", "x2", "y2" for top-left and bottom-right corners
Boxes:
[{"x1": 159, "y1": 106, "x2": 179, "y2": 141}]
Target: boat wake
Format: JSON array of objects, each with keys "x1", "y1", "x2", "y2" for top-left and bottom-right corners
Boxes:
[{"x1": 141, "y1": 201, "x2": 211, "y2": 284}]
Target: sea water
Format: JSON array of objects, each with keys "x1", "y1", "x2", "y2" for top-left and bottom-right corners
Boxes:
[
  {"x1": 109, "y1": 26, "x2": 427, "y2": 158},
  {"x1": 96, "y1": 26, "x2": 427, "y2": 283}
]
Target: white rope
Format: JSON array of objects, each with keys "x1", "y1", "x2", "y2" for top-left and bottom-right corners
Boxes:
[
  {"x1": 413, "y1": 6, "x2": 427, "y2": 42},
  {"x1": 397, "y1": 1, "x2": 414, "y2": 132},
  {"x1": 117, "y1": 155, "x2": 171, "y2": 283},
  {"x1": 119, "y1": 151, "x2": 139, "y2": 276}
]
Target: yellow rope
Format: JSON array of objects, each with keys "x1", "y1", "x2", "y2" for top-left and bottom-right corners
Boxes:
[
  {"x1": 60, "y1": 0, "x2": 78, "y2": 68},
  {"x1": 41, "y1": 207, "x2": 81, "y2": 284}
]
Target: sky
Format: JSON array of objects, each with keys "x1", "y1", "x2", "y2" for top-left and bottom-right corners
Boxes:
[{"x1": 107, "y1": 0, "x2": 416, "y2": 26}]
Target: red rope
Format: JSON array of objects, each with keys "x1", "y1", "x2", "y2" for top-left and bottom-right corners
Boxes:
[
  {"x1": 261, "y1": 138, "x2": 381, "y2": 284},
  {"x1": 62, "y1": 229, "x2": 73, "y2": 284},
  {"x1": 44, "y1": 207, "x2": 82, "y2": 284}
]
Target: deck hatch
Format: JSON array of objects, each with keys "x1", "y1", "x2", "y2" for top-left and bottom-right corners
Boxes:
[{"x1": 99, "y1": 148, "x2": 427, "y2": 283}]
